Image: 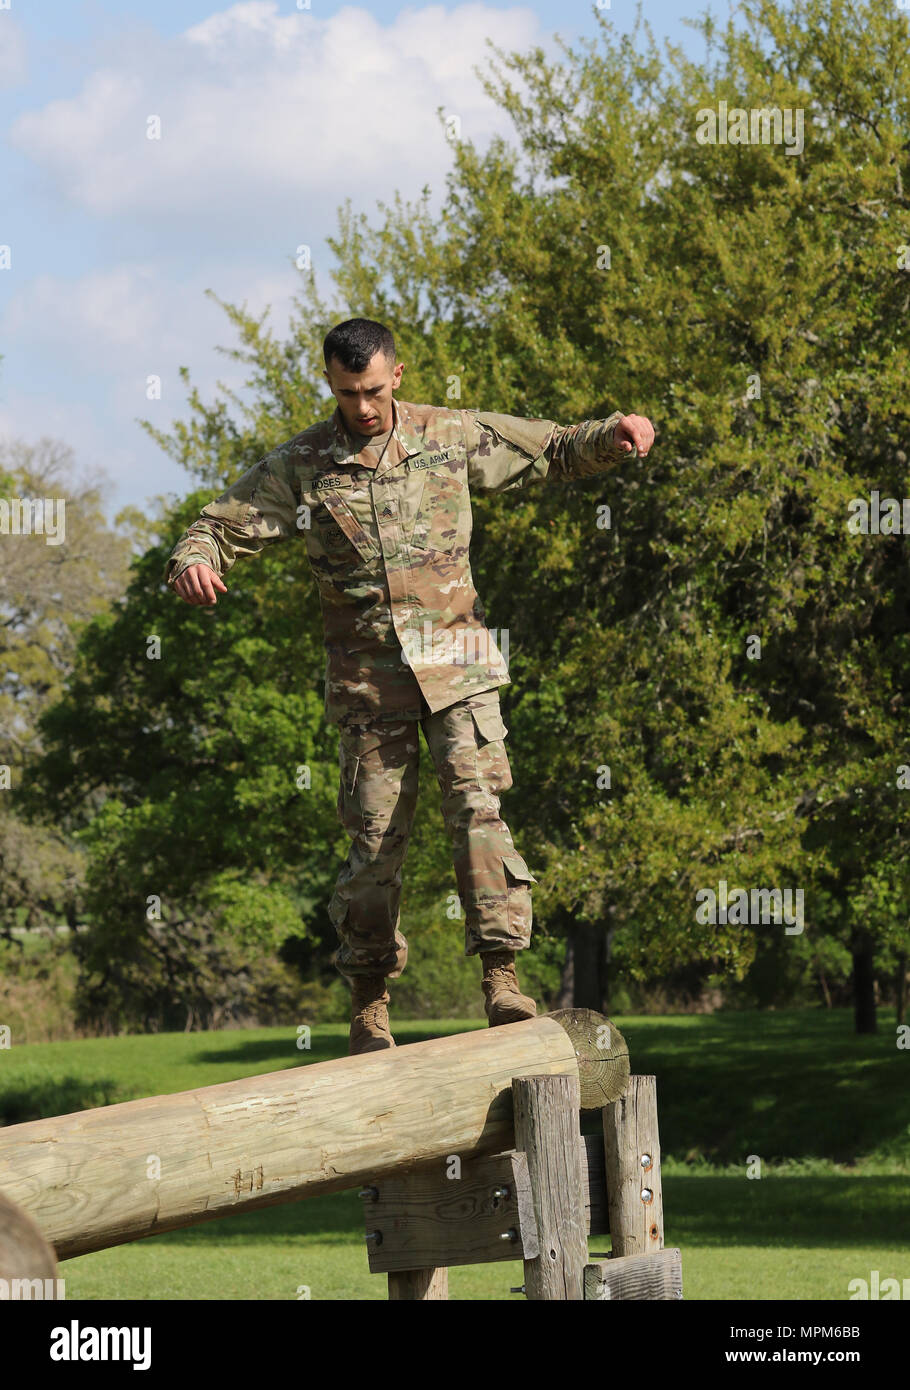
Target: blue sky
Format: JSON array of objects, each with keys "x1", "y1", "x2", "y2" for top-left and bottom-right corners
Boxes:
[{"x1": 0, "y1": 1, "x2": 728, "y2": 516}]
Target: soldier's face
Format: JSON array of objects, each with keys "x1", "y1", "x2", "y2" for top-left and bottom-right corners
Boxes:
[{"x1": 324, "y1": 351, "x2": 404, "y2": 436}]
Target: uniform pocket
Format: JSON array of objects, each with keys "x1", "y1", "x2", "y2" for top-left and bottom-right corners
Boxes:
[
  {"x1": 503, "y1": 851, "x2": 537, "y2": 886},
  {"x1": 411, "y1": 472, "x2": 464, "y2": 552},
  {"x1": 503, "y1": 851, "x2": 537, "y2": 939},
  {"x1": 466, "y1": 694, "x2": 511, "y2": 792},
  {"x1": 338, "y1": 739, "x2": 361, "y2": 799},
  {"x1": 337, "y1": 726, "x2": 388, "y2": 832},
  {"x1": 318, "y1": 494, "x2": 380, "y2": 562},
  {"x1": 201, "y1": 496, "x2": 256, "y2": 525},
  {"x1": 470, "y1": 700, "x2": 509, "y2": 745}
]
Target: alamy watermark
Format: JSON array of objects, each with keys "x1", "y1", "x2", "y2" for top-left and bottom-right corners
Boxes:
[
  {"x1": 400, "y1": 621, "x2": 509, "y2": 670},
  {"x1": 0, "y1": 497, "x2": 66, "y2": 544},
  {"x1": 695, "y1": 879, "x2": 804, "y2": 934},
  {"x1": 0, "y1": 1277, "x2": 66, "y2": 1300},
  {"x1": 847, "y1": 491, "x2": 910, "y2": 534},
  {"x1": 695, "y1": 101, "x2": 805, "y2": 156}
]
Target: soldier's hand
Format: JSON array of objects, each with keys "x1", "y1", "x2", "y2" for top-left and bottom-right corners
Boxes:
[
  {"x1": 612, "y1": 414, "x2": 654, "y2": 457},
  {"x1": 173, "y1": 563, "x2": 228, "y2": 606}
]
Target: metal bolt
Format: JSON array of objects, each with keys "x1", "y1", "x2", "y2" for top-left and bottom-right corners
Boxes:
[
  {"x1": 640, "y1": 1153, "x2": 652, "y2": 1168},
  {"x1": 491, "y1": 1185, "x2": 511, "y2": 1200},
  {"x1": 358, "y1": 1186, "x2": 378, "y2": 1201},
  {"x1": 365, "y1": 1230, "x2": 383, "y2": 1245},
  {"x1": 510, "y1": 1285, "x2": 526, "y2": 1294},
  {"x1": 499, "y1": 1228, "x2": 518, "y2": 1242},
  {"x1": 641, "y1": 1187, "x2": 653, "y2": 1203}
]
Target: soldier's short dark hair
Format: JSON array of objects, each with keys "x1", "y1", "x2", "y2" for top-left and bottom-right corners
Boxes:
[{"x1": 323, "y1": 319, "x2": 396, "y2": 373}]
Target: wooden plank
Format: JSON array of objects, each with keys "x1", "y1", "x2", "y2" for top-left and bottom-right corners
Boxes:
[
  {"x1": 388, "y1": 1267, "x2": 448, "y2": 1300},
  {"x1": 362, "y1": 1150, "x2": 538, "y2": 1272},
  {"x1": 602, "y1": 1075, "x2": 664, "y2": 1258},
  {"x1": 363, "y1": 1136, "x2": 607, "y2": 1270},
  {"x1": 0, "y1": 1014, "x2": 609, "y2": 1260},
  {"x1": 513, "y1": 1074, "x2": 587, "y2": 1300},
  {"x1": 584, "y1": 1248, "x2": 683, "y2": 1300}
]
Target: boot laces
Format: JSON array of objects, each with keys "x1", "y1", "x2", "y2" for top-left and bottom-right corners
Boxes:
[{"x1": 356, "y1": 1000, "x2": 389, "y2": 1025}]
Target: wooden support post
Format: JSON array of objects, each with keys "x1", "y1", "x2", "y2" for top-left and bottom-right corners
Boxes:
[
  {"x1": 513, "y1": 1074, "x2": 587, "y2": 1300},
  {"x1": 387, "y1": 1267, "x2": 448, "y2": 1300},
  {"x1": 602, "y1": 1074, "x2": 664, "y2": 1258}
]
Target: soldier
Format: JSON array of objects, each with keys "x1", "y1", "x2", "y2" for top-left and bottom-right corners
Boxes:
[{"x1": 164, "y1": 318, "x2": 654, "y2": 1054}]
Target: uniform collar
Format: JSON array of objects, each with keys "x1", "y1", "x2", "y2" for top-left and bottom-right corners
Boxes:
[{"x1": 330, "y1": 398, "x2": 424, "y2": 480}]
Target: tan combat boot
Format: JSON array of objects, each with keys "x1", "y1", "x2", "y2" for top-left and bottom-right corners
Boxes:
[
  {"x1": 480, "y1": 948, "x2": 538, "y2": 1026},
  {"x1": 349, "y1": 973, "x2": 395, "y2": 1055}
]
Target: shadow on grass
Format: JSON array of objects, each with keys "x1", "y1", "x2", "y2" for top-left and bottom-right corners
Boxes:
[
  {"x1": 660, "y1": 1174, "x2": 910, "y2": 1249},
  {"x1": 616, "y1": 1008, "x2": 910, "y2": 1166},
  {"x1": 143, "y1": 1173, "x2": 910, "y2": 1253},
  {"x1": 194, "y1": 1020, "x2": 480, "y2": 1067},
  {"x1": 0, "y1": 1076, "x2": 124, "y2": 1127}
]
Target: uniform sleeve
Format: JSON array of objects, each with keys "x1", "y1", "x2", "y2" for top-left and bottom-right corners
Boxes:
[
  {"x1": 460, "y1": 408, "x2": 629, "y2": 493},
  {"x1": 163, "y1": 452, "x2": 301, "y2": 589}
]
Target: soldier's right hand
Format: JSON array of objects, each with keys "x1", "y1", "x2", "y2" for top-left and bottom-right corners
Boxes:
[{"x1": 173, "y1": 563, "x2": 228, "y2": 606}]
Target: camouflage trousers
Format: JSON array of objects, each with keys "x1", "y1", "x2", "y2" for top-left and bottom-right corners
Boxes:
[{"x1": 328, "y1": 688, "x2": 538, "y2": 979}]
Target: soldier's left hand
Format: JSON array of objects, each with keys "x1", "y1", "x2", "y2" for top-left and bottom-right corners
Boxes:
[{"x1": 613, "y1": 414, "x2": 654, "y2": 457}]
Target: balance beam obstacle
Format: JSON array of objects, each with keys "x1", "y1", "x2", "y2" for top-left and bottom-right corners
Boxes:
[{"x1": 0, "y1": 1010, "x2": 628, "y2": 1262}]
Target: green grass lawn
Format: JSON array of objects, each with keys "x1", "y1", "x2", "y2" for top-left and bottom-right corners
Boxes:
[{"x1": 2, "y1": 1009, "x2": 908, "y2": 1300}]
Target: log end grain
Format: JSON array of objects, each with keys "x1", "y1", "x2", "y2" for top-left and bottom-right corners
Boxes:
[
  {"x1": 0, "y1": 1191, "x2": 58, "y2": 1281},
  {"x1": 546, "y1": 1010, "x2": 630, "y2": 1109}
]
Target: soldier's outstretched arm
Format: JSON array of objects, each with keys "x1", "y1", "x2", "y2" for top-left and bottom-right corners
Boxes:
[
  {"x1": 163, "y1": 452, "x2": 301, "y2": 605},
  {"x1": 461, "y1": 408, "x2": 653, "y2": 492}
]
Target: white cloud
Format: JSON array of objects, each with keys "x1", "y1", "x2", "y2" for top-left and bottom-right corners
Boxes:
[
  {"x1": 1, "y1": 257, "x2": 316, "y2": 387},
  {"x1": 10, "y1": 2, "x2": 543, "y2": 223},
  {"x1": 1, "y1": 2, "x2": 548, "y2": 512},
  {"x1": 0, "y1": 16, "x2": 27, "y2": 90},
  {"x1": 0, "y1": 260, "x2": 309, "y2": 510}
]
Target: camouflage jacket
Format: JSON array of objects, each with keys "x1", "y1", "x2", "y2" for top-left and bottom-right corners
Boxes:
[{"x1": 163, "y1": 398, "x2": 627, "y2": 725}]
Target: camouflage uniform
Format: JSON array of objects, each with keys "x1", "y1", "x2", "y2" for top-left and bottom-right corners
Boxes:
[{"x1": 164, "y1": 398, "x2": 626, "y2": 976}]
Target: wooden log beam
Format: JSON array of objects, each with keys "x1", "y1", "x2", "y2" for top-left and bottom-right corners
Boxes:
[
  {"x1": 0, "y1": 1012, "x2": 628, "y2": 1262},
  {"x1": 0, "y1": 1192, "x2": 60, "y2": 1293}
]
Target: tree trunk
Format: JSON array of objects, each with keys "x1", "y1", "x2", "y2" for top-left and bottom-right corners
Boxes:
[
  {"x1": 555, "y1": 928, "x2": 574, "y2": 1010},
  {"x1": 896, "y1": 952, "x2": 908, "y2": 1026},
  {"x1": 851, "y1": 930, "x2": 877, "y2": 1034},
  {"x1": 603, "y1": 923, "x2": 617, "y2": 1014},
  {"x1": 817, "y1": 955, "x2": 832, "y2": 1009},
  {"x1": 555, "y1": 914, "x2": 609, "y2": 1011}
]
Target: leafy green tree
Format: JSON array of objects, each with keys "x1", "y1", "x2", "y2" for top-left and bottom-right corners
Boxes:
[
  {"x1": 24, "y1": 359, "x2": 348, "y2": 1029},
  {"x1": 0, "y1": 439, "x2": 134, "y2": 940},
  {"x1": 279, "y1": 0, "x2": 910, "y2": 1027},
  {"x1": 25, "y1": 0, "x2": 910, "y2": 1034}
]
